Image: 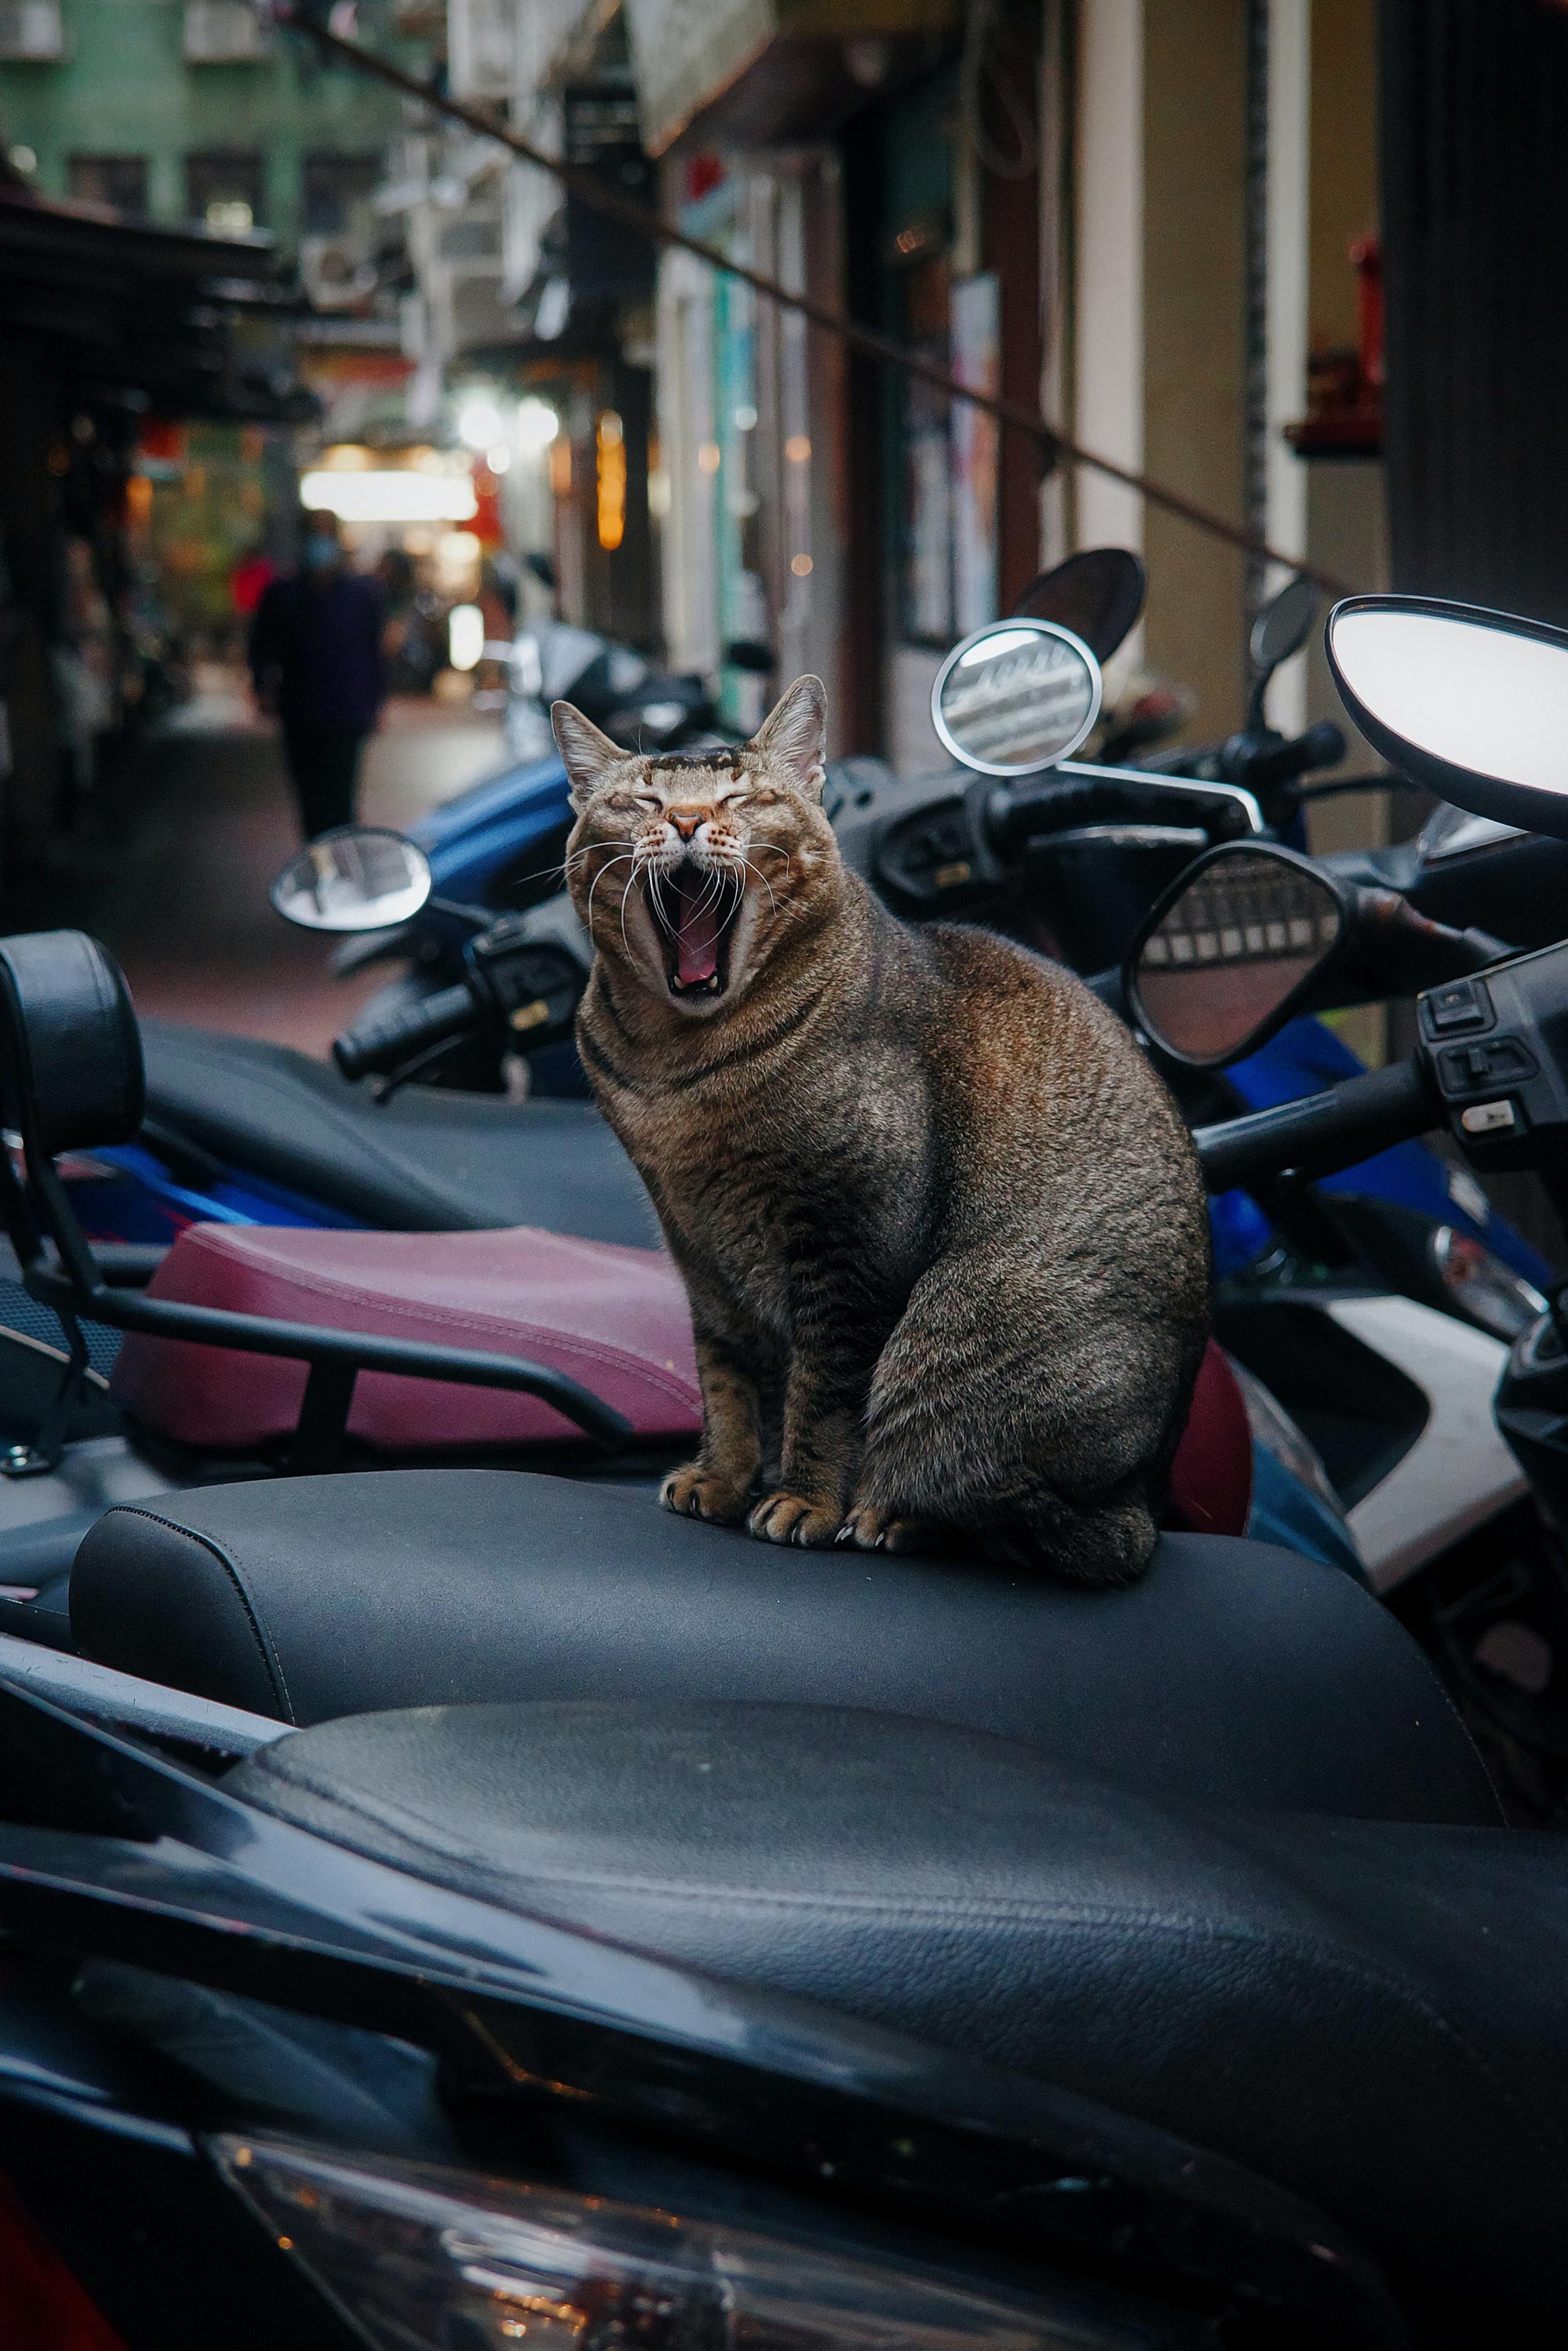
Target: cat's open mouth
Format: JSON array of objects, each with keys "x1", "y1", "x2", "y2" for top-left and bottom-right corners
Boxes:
[{"x1": 650, "y1": 861, "x2": 745, "y2": 998}]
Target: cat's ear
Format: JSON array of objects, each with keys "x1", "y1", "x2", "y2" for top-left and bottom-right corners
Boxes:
[
  {"x1": 552, "y1": 700, "x2": 623, "y2": 809},
  {"x1": 750, "y1": 674, "x2": 827, "y2": 801}
]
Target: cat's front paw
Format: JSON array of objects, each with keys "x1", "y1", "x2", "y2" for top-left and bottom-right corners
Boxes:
[
  {"x1": 747, "y1": 1491, "x2": 843, "y2": 1548},
  {"x1": 660, "y1": 1464, "x2": 751, "y2": 1523},
  {"x1": 837, "y1": 1504, "x2": 942, "y2": 1554}
]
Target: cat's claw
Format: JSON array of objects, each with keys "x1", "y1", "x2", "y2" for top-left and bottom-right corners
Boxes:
[
  {"x1": 660, "y1": 1466, "x2": 750, "y2": 1523},
  {"x1": 747, "y1": 1492, "x2": 843, "y2": 1548},
  {"x1": 837, "y1": 1505, "x2": 940, "y2": 1555}
]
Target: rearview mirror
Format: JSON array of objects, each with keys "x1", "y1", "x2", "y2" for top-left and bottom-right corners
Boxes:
[
  {"x1": 1009, "y1": 547, "x2": 1145, "y2": 663},
  {"x1": 931, "y1": 617, "x2": 1102, "y2": 778},
  {"x1": 1250, "y1": 576, "x2": 1319, "y2": 677},
  {"x1": 270, "y1": 827, "x2": 433, "y2": 933},
  {"x1": 1126, "y1": 843, "x2": 1345, "y2": 1068},
  {"x1": 1327, "y1": 594, "x2": 1568, "y2": 840}
]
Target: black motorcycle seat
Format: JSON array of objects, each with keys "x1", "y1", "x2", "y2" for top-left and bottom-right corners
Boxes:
[
  {"x1": 138, "y1": 1020, "x2": 659, "y2": 1245},
  {"x1": 224, "y1": 1699, "x2": 1566, "y2": 2311},
  {"x1": 71, "y1": 1468, "x2": 1497, "y2": 1823}
]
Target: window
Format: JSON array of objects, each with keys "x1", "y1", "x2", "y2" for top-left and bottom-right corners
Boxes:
[
  {"x1": 186, "y1": 151, "x2": 264, "y2": 234},
  {"x1": 183, "y1": 0, "x2": 266, "y2": 61},
  {"x1": 0, "y1": 0, "x2": 61, "y2": 60},
  {"x1": 301, "y1": 152, "x2": 379, "y2": 238},
  {"x1": 67, "y1": 155, "x2": 149, "y2": 216}
]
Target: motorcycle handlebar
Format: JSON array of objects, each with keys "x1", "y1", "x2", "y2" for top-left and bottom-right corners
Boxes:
[
  {"x1": 1195, "y1": 1056, "x2": 1437, "y2": 1193},
  {"x1": 1243, "y1": 720, "x2": 1347, "y2": 793},
  {"x1": 333, "y1": 981, "x2": 478, "y2": 1082}
]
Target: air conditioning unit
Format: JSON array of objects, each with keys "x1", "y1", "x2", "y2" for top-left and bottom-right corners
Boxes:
[
  {"x1": 183, "y1": 1, "x2": 267, "y2": 62},
  {"x1": 0, "y1": 1, "x2": 64, "y2": 61},
  {"x1": 300, "y1": 234, "x2": 376, "y2": 313}
]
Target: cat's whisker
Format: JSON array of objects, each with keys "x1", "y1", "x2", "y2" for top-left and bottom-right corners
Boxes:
[
  {"x1": 586, "y1": 851, "x2": 636, "y2": 930},
  {"x1": 738, "y1": 854, "x2": 779, "y2": 917}
]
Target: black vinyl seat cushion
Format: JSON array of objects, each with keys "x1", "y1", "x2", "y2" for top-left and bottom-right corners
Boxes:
[
  {"x1": 140, "y1": 1021, "x2": 659, "y2": 1244},
  {"x1": 226, "y1": 1700, "x2": 1568, "y2": 2313},
  {"x1": 71, "y1": 1468, "x2": 1497, "y2": 1823}
]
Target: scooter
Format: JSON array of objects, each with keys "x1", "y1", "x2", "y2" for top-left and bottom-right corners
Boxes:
[
  {"x1": 0, "y1": 592, "x2": 1566, "y2": 2342},
  {"x1": 0, "y1": 615, "x2": 1544, "y2": 1616}
]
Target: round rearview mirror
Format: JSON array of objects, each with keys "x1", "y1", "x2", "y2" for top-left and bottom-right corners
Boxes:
[
  {"x1": 1127, "y1": 844, "x2": 1344, "y2": 1068},
  {"x1": 1250, "y1": 575, "x2": 1320, "y2": 676},
  {"x1": 270, "y1": 827, "x2": 433, "y2": 933},
  {"x1": 1327, "y1": 596, "x2": 1568, "y2": 840},
  {"x1": 931, "y1": 618, "x2": 1102, "y2": 778}
]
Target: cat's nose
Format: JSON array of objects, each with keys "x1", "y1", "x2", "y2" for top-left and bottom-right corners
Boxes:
[{"x1": 666, "y1": 806, "x2": 708, "y2": 840}]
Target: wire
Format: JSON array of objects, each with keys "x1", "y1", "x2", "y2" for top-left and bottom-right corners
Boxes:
[{"x1": 273, "y1": 3, "x2": 1355, "y2": 596}]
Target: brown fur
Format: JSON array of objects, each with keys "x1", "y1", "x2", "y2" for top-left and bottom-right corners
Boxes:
[{"x1": 554, "y1": 677, "x2": 1210, "y2": 1583}]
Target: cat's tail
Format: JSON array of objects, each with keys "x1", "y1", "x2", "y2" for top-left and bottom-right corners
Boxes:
[{"x1": 971, "y1": 1490, "x2": 1159, "y2": 1587}]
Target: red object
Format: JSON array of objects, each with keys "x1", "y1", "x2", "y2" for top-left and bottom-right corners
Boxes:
[
  {"x1": 1351, "y1": 232, "x2": 1384, "y2": 391},
  {"x1": 136, "y1": 419, "x2": 183, "y2": 466},
  {"x1": 0, "y1": 2169, "x2": 125, "y2": 2350},
  {"x1": 1167, "y1": 1341, "x2": 1254, "y2": 1538},
  {"x1": 684, "y1": 154, "x2": 724, "y2": 204},
  {"x1": 230, "y1": 553, "x2": 274, "y2": 619},
  {"x1": 115, "y1": 1224, "x2": 1252, "y2": 1538},
  {"x1": 111, "y1": 1223, "x2": 702, "y2": 1453},
  {"x1": 471, "y1": 462, "x2": 503, "y2": 550}
]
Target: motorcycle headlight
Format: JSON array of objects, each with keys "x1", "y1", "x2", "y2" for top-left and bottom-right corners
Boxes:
[
  {"x1": 214, "y1": 2136, "x2": 1139, "y2": 2351},
  {"x1": 1432, "y1": 1224, "x2": 1547, "y2": 1341}
]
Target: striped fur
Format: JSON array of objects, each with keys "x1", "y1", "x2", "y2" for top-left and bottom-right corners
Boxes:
[{"x1": 554, "y1": 678, "x2": 1209, "y2": 1582}]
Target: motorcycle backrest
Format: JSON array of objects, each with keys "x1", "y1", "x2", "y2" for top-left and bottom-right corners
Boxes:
[{"x1": 0, "y1": 929, "x2": 145, "y2": 1157}]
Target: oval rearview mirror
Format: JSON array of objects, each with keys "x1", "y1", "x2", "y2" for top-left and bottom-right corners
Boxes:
[
  {"x1": 1127, "y1": 844, "x2": 1345, "y2": 1068},
  {"x1": 270, "y1": 827, "x2": 433, "y2": 933},
  {"x1": 1327, "y1": 595, "x2": 1568, "y2": 841},
  {"x1": 1250, "y1": 575, "x2": 1320, "y2": 676},
  {"x1": 1008, "y1": 547, "x2": 1145, "y2": 663},
  {"x1": 931, "y1": 618, "x2": 1102, "y2": 778}
]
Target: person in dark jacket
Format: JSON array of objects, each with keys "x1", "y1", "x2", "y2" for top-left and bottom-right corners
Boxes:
[{"x1": 249, "y1": 511, "x2": 384, "y2": 840}]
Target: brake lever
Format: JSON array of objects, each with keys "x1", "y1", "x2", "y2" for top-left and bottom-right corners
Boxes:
[{"x1": 368, "y1": 1032, "x2": 469, "y2": 1105}]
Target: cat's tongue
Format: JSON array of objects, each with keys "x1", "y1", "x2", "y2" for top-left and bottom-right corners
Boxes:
[{"x1": 672, "y1": 873, "x2": 722, "y2": 986}]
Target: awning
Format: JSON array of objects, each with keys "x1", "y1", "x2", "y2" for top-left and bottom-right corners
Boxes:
[{"x1": 0, "y1": 187, "x2": 316, "y2": 421}]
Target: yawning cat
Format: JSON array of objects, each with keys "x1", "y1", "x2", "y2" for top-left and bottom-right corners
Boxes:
[{"x1": 553, "y1": 676, "x2": 1210, "y2": 1583}]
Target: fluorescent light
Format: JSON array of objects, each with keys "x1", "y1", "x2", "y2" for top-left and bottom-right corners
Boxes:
[
  {"x1": 517, "y1": 397, "x2": 559, "y2": 455},
  {"x1": 301, "y1": 471, "x2": 478, "y2": 524},
  {"x1": 457, "y1": 397, "x2": 504, "y2": 451},
  {"x1": 448, "y1": 604, "x2": 485, "y2": 672}
]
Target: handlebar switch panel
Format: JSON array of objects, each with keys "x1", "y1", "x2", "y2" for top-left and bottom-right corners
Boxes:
[
  {"x1": 1425, "y1": 977, "x2": 1494, "y2": 1035},
  {"x1": 1419, "y1": 942, "x2": 1568, "y2": 1175},
  {"x1": 466, "y1": 923, "x2": 585, "y2": 1043}
]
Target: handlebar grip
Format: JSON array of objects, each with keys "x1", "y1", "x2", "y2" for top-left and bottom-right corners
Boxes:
[
  {"x1": 332, "y1": 982, "x2": 477, "y2": 1082},
  {"x1": 1247, "y1": 720, "x2": 1348, "y2": 793},
  {"x1": 1196, "y1": 1055, "x2": 1436, "y2": 1193}
]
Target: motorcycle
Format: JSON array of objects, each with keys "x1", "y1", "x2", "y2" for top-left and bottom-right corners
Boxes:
[
  {"x1": 0, "y1": 605, "x2": 1548, "y2": 1622},
  {"x1": 0, "y1": 592, "x2": 1567, "y2": 2342}
]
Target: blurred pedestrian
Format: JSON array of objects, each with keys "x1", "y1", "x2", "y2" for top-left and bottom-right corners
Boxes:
[{"x1": 249, "y1": 512, "x2": 383, "y2": 840}]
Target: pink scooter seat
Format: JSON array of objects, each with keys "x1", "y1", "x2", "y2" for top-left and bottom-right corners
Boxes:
[
  {"x1": 111, "y1": 1222, "x2": 1254, "y2": 1541},
  {"x1": 110, "y1": 1222, "x2": 702, "y2": 1453}
]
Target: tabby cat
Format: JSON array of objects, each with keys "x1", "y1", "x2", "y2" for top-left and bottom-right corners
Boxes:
[{"x1": 553, "y1": 676, "x2": 1210, "y2": 1583}]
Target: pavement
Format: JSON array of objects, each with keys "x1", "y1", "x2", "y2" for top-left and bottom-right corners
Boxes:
[{"x1": 3, "y1": 673, "x2": 507, "y2": 1061}]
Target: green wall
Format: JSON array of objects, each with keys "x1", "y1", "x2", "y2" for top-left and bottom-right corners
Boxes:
[{"x1": 0, "y1": 0, "x2": 407, "y2": 247}]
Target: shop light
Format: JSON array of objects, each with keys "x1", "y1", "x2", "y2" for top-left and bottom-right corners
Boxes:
[
  {"x1": 301, "y1": 472, "x2": 479, "y2": 524},
  {"x1": 597, "y1": 410, "x2": 626, "y2": 553},
  {"x1": 448, "y1": 604, "x2": 485, "y2": 672},
  {"x1": 457, "y1": 396, "x2": 505, "y2": 452},
  {"x1": 517, "y1": 397, "x2": 560, "y2": 455},
  {"x1": 486, "y1": 444, "x2": 513, "y2": 474}
]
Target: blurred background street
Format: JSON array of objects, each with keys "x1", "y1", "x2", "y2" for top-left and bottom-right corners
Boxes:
[{"x1": 1, "y1": 684, "x2": 503, "y2": 1054}]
